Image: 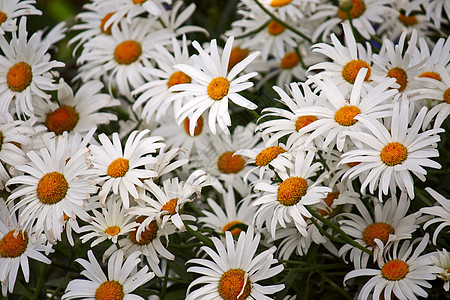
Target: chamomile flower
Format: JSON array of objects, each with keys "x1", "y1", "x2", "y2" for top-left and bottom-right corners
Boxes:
[
  {"x1": 430, "y1": 249, "x2": 450, "y2": 291},
  {"x1": 421, "y1": 187, "x2": 450, "y2": 244},
  {"x1": 256, "y1": 0, "x2": 317, "y2": 20},
  {"x1": 186, "y1": 228, "x2": 285, "y2": 299},
  {"x1": 0, "y1": 0, "x2": 41, "y2": 35},
  {"x1": 169, "y1": 36, "x2": 260, "y2": 135},
  {"x1": 62, "y1": 250, "x2": 154, "y2": 300}
]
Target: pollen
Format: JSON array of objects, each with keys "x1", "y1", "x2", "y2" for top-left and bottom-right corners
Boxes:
[
  {"x1": 228, "y1": 47, "x2": 249, "y2": 71},
  {"x1": 167, "y1": 71, "x2": 191, "y2": 88},
  {"x1": 0, "y1": 230, "x2": 28, "y2": 258},
  {"x1": 184, "y1": 116, "x2": 204, "y2": 136},
  {"x1": 0, "y1": 11, "x2": 7, "y2": 25},
  {"x1": 7, "y1": 62, "x2": 33, "y2": 92},
  {"x1": 277, "y1": 176, "x2": 308, "y2": 206},
  {"x1": 296, "y1": 115, "x2": 318, "y2": 131},
  {"x1": 271, "y1": 0, "x2": 292, "y2": 7},
  {"x1": 362, "y1": 222, "x2": 394, "y2": 247},
  {"x1": 255, "y1": 146, "x2": 286, "y2": 167},
  {"x1": 45, "y1": 105, "x2": 79, "y2": 135},
  {"x1": 381, "y1": 259, "x2": 409, "y2": 281},
  {"x1": 207, "y1": 77, "x2": 230, "y2": 100},
  {"x1": 217, "y1": 151, "x2": 245, "y2": 174},
  {"x1": 100, "y1": 12, "x2": 114, "y2": 34},
  {"x1": 95, "y1": 280, "x2": 124, "y2": 300},
  {"x1": 37, "y1": 172, "x2": 69, "y2": 205},
  {"x1": 267, "y1": 21, "x2": 285, "y2": 36},
  {"x1": 281, "y1": 52, "x2": 299, "y2": 69},
  {"x1": 222, "y1": 221, "x2": 244, "y2": 236},
  {"x1": 387, "y1": 67, "x2": 408, "y2": 92},
  {"x1": 105, "y1": 226, "x2": 120, "y2": 236},
  {"x1": 337, "y1": 0, "x2": 366, "y2": 20},
  {"x1": 380, "y1": 142, "x2": 408, "y2": 166},
  {"x1": 107, "y1": 158, "x2": 129, "y2": 178},
  {"x1": 418, "y1": 71, "x2": 441, "y2": 81},
  {"x1": 443, "y1": 88, "x2": 450, "y2": 104},
  {"x1": 218, "y1": 269, "x2": 252, "y2": 300},
  {"x1": 334, "y1": 105, "x2": 361, "y2": 126},
  {"x1": 161, "y1": 198, "x2": 178, "y2": 215},
  {"x1": 114, "y1": 40, "x2": 142, "y2": 65},
  {"x1": 129, "y1": 217, "x2": 158, "y2": 245},
  {"x1": 398, "y1": 14, "x2": 418, "y2": 26},
  {"x1": 342, "y1": 59, "x2": 371, "y2": 84}
]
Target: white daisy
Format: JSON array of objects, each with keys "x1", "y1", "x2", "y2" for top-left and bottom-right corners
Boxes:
[
  {"x1": 421, "y1": 187, "x2": 450, "y2": 244},
  {"x1": 430, "y1": 249, "x2": 450, "y2": 291},
  {"x1": 256, "y1": 0, "x2": 318, "y2": 21},
  {"x1": 407, "y1": 0, "x2": 450, "y2": 28},
  {"x1": 157, "y1": 1, "x2": 207, "y2": 37},
  {"x1": 0, "y1": 0, "x2": 41, "y2": 35}
]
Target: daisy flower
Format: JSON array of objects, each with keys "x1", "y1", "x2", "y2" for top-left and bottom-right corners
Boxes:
[
  {"x1": 157, "y1": 1, "x2": 207, "y2": 37},
  {"x1": 169, "y1": 36, "x2": 260, "y2": 135},
  {"x1": 421, "y1": 187, "x2": 450, "y2": 244},
  {"x1": 62, "y1": 250, "x2": 154, "y2": 300},
  {"x1": 89, "y1": 129, "x2": 165, "y2": 208},
  {"x1": 256, "y1": 0, "x2": 318, "y2": 21},
  {"x1": 430, "y1": 249, "x2": 450, "y2": 291},
  {"x1": 407, "y1": 0, "x2": 450, "y2": 28},
  {"x1": 0, "y1": 0, "x2": 41, "y2": 35},
  {"x1": 343, "y1": 234, "x2": 440, "y2": 300},
  {"x1": 186, "y1": 228, "x2": 285, "y2": 299},
  {"x1": 0, "y1": 18, "x2": 64, "y2": 116}
]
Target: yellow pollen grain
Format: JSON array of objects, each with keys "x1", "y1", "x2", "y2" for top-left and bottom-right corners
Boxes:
[
  {"x1": 37, "y1": 172, "x2": 69, "y2": 205},
  {"x1": 334, "y1": 105, "x2": 361, "y2": 126},
  {"x1": 129, "y1": 217, "x2": 158, "y2": 245},
  {"x1": 398, "y1": 14, "x2": 418, "y2": 26},
  {"x1": 387, "y1": 67, "x2": 408, "y2": 92},
  {"x1": 270, "y1": 0, "x2": 292, "y2": 7},
  {"x1": 362, "y1": 222, "x2": 394, "y2": 247},
  {"x1": 0, "y1": 230, "x2": 28, "y2": 258},
  {"x1": 7, "y1": 62, "x2": 33, "y2": 92},
  {"x1": 443, "y1": 88, "x2": 450, "y2": 104},
  {"x1": 380, "y1": 142, "x2": 408, "y2": 166},
  {"x1": 100, "y1": 12, "x2": 114, "y2": 34},
  {"x1": 418, "y1": 71, "x2": 441, "y2": 81},
  {"x1": 161, "y1": 198, "x2": 178, "y2": 215},
  {"x1": 0, "y1": 11, "x2": 7, "y2": 25},
  {"x1": 337, "y1": 0, "x2": 366, "y2": 20},
  {"x1": 267, "y1": 20, "x2": 285, "y2": 36},
  {"x1": 222, "y1": 221, "x2": 244, "y2": 236},
  {"x1": 114, "y1": 40, "x2": 142, "y2": 65},
  {"x1": 281, "y1": 52, "x2": 299, "y2": 69},
  {"x1": 105, "y1": 226, "x2": 121, "y2": 236},
  {"x1": 95, "y1": 280, "x2": 124, "y2": 300},
  {"x1": 277, "y1": 177, "x2": 308, "y2": 206},
  {"x1": 381, "y1": 259, "x2": 409, "y2": 281},
  {"x1": 255, "y1": 146, "x2": 286, "y2": 167},
  {"x1": 107, "y1": 158, "x2": 129, "y2": 178},
  {"x1": 228, "y1": 47, "x2": 249, "y2": 71},
  {"x1": 342, "y1": 59, "x2": 371, "y2": 84},
  {"x1": 207, "y1": 77, "x2": 230, "y2": 100},
  {"x1": 184, "y1": 116, "x2": 204, "y2": 136},
  {"x1": 217, "y1": 151, "x2": 245, "y2": 174},
  {"x1": 167, "y1": 71, "x2": 191, "y2": 88},
  {"x1": 296, "y1": 115, "x2": 318, "y2": 131},
  {"x1": 218, "y1": 269, "x2": 252, "y2": 300},
  {"x1": 45, "y1": 105, "x2": 79, "y2": 135}
]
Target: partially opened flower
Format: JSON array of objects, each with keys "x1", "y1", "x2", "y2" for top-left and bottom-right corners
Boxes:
[{"x1": 421, "y1": 187, "x2": 450, "y2": 244}]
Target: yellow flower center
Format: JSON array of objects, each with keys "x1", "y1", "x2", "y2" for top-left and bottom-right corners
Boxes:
[
  {"x1": 443, "y1": 87, "x2": 450, "y2": 104},
  {"x1": 380, "y1": 142, "x2": 408, "y2": 166},
  {"x1": 295, "y1": 115, "x2": 317, "y2": 131},
  {"x1": 0, "y1": 11, "x2": 7, "y2": 25},
  {"x1": 7, "y1": 62, "x2": 33, "y2": 92},
  {"x1": 218, "y1": 269, "x2": 252, "y2": 300},
  {"x1": 104, "y1": 226, "x2": 121, "y2": 236},
  {"x1": 107, "y1": 158, "x2": 129, "y2": 178},
  {"x1": 100, "y1": 12, "x2": 114, "y2": 34},
  {"x1": 280, "y1": 52, "x2": 299, "y2": 69},
  {"x1": 207, "y1": 77, "x2": 230, "y2": 100},
  {"x1": 267, "y1": 20, "x2": 285, "y2": 36},
  {"x1": 184, "y1": 116, "x2": 204, "y2": 136},
  {"x1": 362, "y1": 222, "x2": 394, "y2": 247},
  {"x1": 217, "y1": 151, "x2": 246, "y2": 174},
  {"x1": 255, "y1": 146, "x2": 286, "y2": 167},
  {"x1": 334, "y1": 105, "x2": 361, "y2": 126},
  {"x1": 381, "y1": 259, "x2": 409, "y2": 281},
  {"x1": 418, "y1": 71, "x2": 441, "y2": 81},
  {"x1": 161, "y1": 198, "x2": 178, "y2": 215},
  {"x1": 167, "y1": 71, "x2": 191, "y2": 88},
  {"x1": 133, "y1": 0, "x2": 146, "y2": 4},
  {"x1": 37, "y1": 172, "x2": 69, "y2": 205},
  {"x1": 0, "y1": 230, "x2": 28, "y2": 258},
  {"x1": 129, "y1": 216, "x2": 158, "y2": 245},
  {"x1": 114, "y1": 40, "x2": 142, "y2": 65},
  {"x1": 95, "y1": 280, "x2": 124, "y2": 300},
  {"x1": 398, "y1": 14, "x2": 418, "y2": 26},
  {"x1": 277, "y1": 177, "x2": 308, "y2": 206},
  {"x1": 387, "y1": 67, "x2": 408, "y2": 92},
  {"x1": 342, "y1": 59, "x2": 371, "y2": 84},
  {"x1": 337, "y1": 0, "x2": 366, "y2": 20},
  {"x1": 45, "y1": 105, "x2": 79, "y2": 135},
  {"x1": 228, "y1": 47, "x2": 249, "y2": 72},
  {"x1": 270, "y1": 0, "x2": 292, "y2": 7},
  {"x1": 222, "y1": 221, "x2": 244, "y2": 237}
]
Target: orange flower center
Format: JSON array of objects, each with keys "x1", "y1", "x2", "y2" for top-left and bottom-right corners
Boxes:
[
  {"x1": 133, "y1": 0, "x2": 147, "y2": 4},
  {"x1": 418, "y1": 71, "x2": 441, "y2": 81},
  {"x1": 337, "y1": 0, "x2": 366, "y2": 20},
  {"x1": 167, "y1": 71, "x2": 191, "y2": 88},
  {"x1": 443, "y1": 87, "x2": 450, "y2": 104},
  {"x1": 217, "y1": 151, "x2": 246, "y2": 174},
  {"x1": 95, "y1": 280, "x2": 124, "y2": 300},
  {"x1": 161, "y1": 198, "x2": 178, "y2": 215},
  {"x1": 295, "y1": 115, "x2": 317, "y2": 131},
  {"x1": 398, "y1": 14, "x2": 418, "y2": 26},
  {"x1": 222, "y1": 220, "x2": 244, "y2": 236},
  {"x1": 381, "y1": 259, "x2": 409, "y2": 281},
  {"x1": 255, "y1": 146, "x2": 286, "y2": 167},
  {"x1": 281, "y1": 52, "x2": 299, "y2": 69},
  {"x1": 319, "y1": 191, "x2": 340, "y2": 216},
  {"x1": 207, "y1": 77, "x2": 230, "y2": 100},
  {"x1": 334, "y1": 105, "x2": 360, "y2": 126},
  {"x1": 228, "y1": 47, "x2": 249, "y2": 72},
  {"x1": 7, "y1": 62, "x2": 33, "y2": 92},
  {"x1": 184, "y1": 116, "x2": 204, "y2": 136},
  {"x1": 380, "y1": 142, "x2": 408, "y2": 166},
  {"x1": 0, "y1": 11, "x2": 7, "y2": 25},
  {"x1": 107, "y1": 158, "x2": 129, "y2": 178},
  {"x1": 218, "y1": 269, "x2": 252, "y2": 300},
  {"x1": 37, "y1": 172, "x2": 69, "y2": 205},
  {"x1": 362, "y1": 222, "x2": 394, "y2": 247},
  {"x1": 277, "y1": 177, "x2": 308, "y2": 206},
  {"x1": 0, "y1": 230, "x2": 28, "y2": 258},
  {"x1": 387, "y1": 67, "x2": 408, "y2": 92},
  {"x1": 129, "y1": 217, "x2": 158, "y2": 245},
  {"x1": 104, "y1": 226, "x2": 121, "y2": 236},
  {"x1": 347, "y1": 162, "x2": 360, "y2": 168},
  {"x1": 271, "y1": 0, "x2": 292, "y2": 7},
  {"x1": 114, "y1": 40, "x2": 142, "y2": 65},
  {"x1": 267, "y1": 21, "x2": 285, "y2": 36},
  {"x1": 45, "y1": 105, "x2": 79, "y2": 135},
  {"x1": 100, "y1": 12, "x2": 114, "y2": 34},
  {"x1": 342, "y1": 59, "x2": 371, "y2": 84}
]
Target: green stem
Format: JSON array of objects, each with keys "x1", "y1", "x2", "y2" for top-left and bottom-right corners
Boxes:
[
  {"x1": 235, "y1": 21, "x2": 271, "y2": 39},
  {"x1": 32, "y1": 263, "x2": 47, "y2": 300},
  {"x1": 170, "y1": 243, "x2": 203, "y2": 249},
  {"x1": 290, "y1": 263, "x2": 345, "y2": 273},
  {"x1": 322, "y1": 273, "x2": 353, "y2": 300},
  {"x1": 162, "y1": 276, "x2": 191, "y2": 285},
  {"x1": 160, "y1": 265, "x2": 169, "y2": 299},
  {"x1": 183, "y1": 221, "x2": 215, "y2": 249},
  {"x1": 309, "y1": 216, "x2": 345, "y2": 244},
  {"x1": 414, "y1": 187, "x2": 433, "y2": 206},
  {"x1": 345, "y1": 11, "x2": 358, "y2": 41},
  {"x1": 317, "y1": 151, "x2": 330, "y2": 172}
]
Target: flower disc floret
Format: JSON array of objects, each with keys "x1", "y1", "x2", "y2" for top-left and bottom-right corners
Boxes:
[
  {"x1": 218, "y1": 269, "x2": 251, "y2": 300},
  {"x1": 362, "y1": 222, "x2": 394, "y2": 247},
  {"x1": 418, "y1": 71, "x2": 441, "y2": 81},
  {"x1": 37, "y1": 172, "x2": 69, "y2": 205},
  {"x1": 228, "y1": 47, "x2": 249, "y2": 71},
  {"x1": 267, "y1": 21, "x2": 285, "y2": 36},
  {"x1": 271, "y1": 0, "x2": 292, "y2": 7},
  {"x1": 255, "y1": 146, "x2": 286, "y2": 167},
  {"x1": 105, "y1": 226, "x2": 121, "y2": 236},
  {"x1": 129, "y1": 217, "x2": 158, "y2": 245},
  {"x1": 114, "y1": 40, "x2": 142, "y2": 65},
  {"x1": 167, "y1": 71, "x2": 191, "y2": 88},
  {"x1": 296, "y1": 115, "x2": 317, "y2": 131},
  {"x1": 161, "y1": 198, "x2": 178, "y2": 215},
  {"x1": 217, "y1": 151, "x2": 245, "y2": 174},
  {"x1": 0, "y1": 11, "x2": 7, "y2": 24},
  {"x1": 277, "y1": 177, "x2": 308, "y2": 206},
  {"x1": 133, "y1": 0, "x2": 146, "y2": 3},
  {"x1": 334, "y1": 105, "x2": 361, "y2": 126},
  {"x1": 337, "y1": 0, "x2": 366, "y2": 20},
  {"x1": 444, "y1": 88, "x2": 450, "y2": 104},
  {"x1": 0, "y1": 230, "x2": 28, "y2": 258},
  {"x1": 222, "y1": 221, "x2": 244, "y2": 236},
  {"x1": 398, "y1": 14, "x2": 418, "y2": 26},
  {"x1": 207, "y1": 77, "x2": 230, "y2": 100},
  {"x1": 184, "y1": 116, "x2": 203, "y2": 136},
  {"x1": 281, "y1": 52, "x2": 299, "y2": 69},
  {"x1": 381, "y1": 259, "x2": 409, "y2": 281},
  {"x1": 95, "y1": 280, "x2": 124, "y2": 300},
  {"x1": 342, "y1": 60, "x2": 371, "y2": 84},
  {"x1": 387, "y1": 67, "x2": 408, "y2": 91},
  {"x1": 7, "y1": 62, "x2": 33, "y2": 92},
  {"x1": 380, "y1": 142, "x2": 408, "y2": 166},
  {"x1": 107, "y1": 158, "x2": 129, "y2": 178},
  {"x1": 45, "y1": 105, "x2": 79, "y2": 135},
  {"x1": 100, "y1": 12, "x2": 114, "y2": 34}
]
